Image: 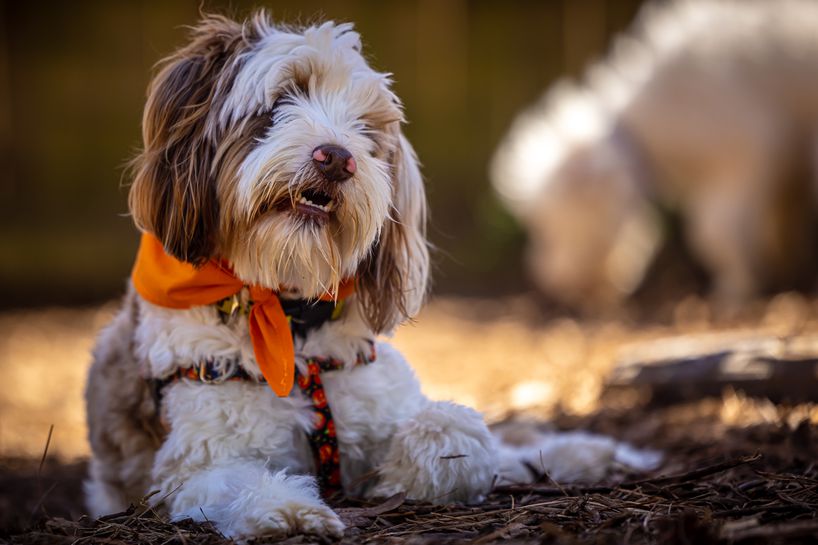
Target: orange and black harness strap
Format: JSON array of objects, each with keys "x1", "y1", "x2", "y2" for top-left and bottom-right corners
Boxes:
[{"x1": 294, "y1": 344, "x2": 377, "y2": 494}]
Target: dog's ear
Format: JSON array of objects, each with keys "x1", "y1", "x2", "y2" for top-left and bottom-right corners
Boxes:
[
  {"x1": 358, "y1": 132, "x2": 430, "y2": 332},
  {"x1": 128, "y1": 15, "x2": 245, "y2": 265}
]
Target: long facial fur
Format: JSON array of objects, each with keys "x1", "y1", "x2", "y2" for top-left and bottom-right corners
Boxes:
[{"x1": 129, "y1": 12, "x2": 429, "y2": 333}]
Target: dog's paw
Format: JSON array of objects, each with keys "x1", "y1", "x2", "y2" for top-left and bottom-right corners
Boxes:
[
  {"x1": 209, "y1": 496, "x2": 344, "y2": 541},
  {"x1": 263, "y1": 500, "x2": 345, "y2": 538},
  {"x1": 370, "y1": 401, "x2": 497, "y2": 504},
  {"x1": 170, "y1": 466, "x2": 344, "y2": 540}
]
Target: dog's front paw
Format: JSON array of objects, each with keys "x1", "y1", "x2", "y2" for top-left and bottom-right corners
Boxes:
[
  {"x1": 171, "y1": 467, "x2": 344, "y2": 540},
  {"x1": 259, "y1": 499, "x2": 345, "y2": 539},
  {"x1": 200, "y1": 492, "x2": 345, "y2": 540},
  {"x1": 370, "y1": 401, "x2": 497, "y2": 504}
]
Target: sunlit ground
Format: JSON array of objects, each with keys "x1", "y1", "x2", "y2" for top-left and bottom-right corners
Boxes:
[{"x1": 1, "y1": 293, "x2": 817, "y2": 459}]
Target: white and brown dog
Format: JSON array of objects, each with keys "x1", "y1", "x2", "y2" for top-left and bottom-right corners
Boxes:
[{"x1": 85, "y1": 12, "x2": 657, "y2": 540}]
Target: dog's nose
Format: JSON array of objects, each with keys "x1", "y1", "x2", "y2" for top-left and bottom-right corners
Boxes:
[{"x1": 312, "y1": 144, "x2": 356, "y2": 182}]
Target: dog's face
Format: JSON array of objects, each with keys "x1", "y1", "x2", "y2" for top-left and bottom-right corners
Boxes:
[
  {"x1": 523, "y1": 141, "x2": 660, "y2": 309},
  {"x1": 129, "y1": 13, "x2": 428, "y2": 332}
]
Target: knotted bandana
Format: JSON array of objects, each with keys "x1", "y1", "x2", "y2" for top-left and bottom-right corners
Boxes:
[{"x1": 131, "y1": 232, "x2": 354, "y2": 396}]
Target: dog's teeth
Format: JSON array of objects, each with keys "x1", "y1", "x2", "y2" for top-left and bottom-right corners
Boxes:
[{"x1": 295, "y1": 194, "x2": 333, "y2": 213}]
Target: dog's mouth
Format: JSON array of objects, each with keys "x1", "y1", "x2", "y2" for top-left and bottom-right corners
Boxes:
[{"x1": 276, "y1": 189, "x2": 336, "y2": 224}]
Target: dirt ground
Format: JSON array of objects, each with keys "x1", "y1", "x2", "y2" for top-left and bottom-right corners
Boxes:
[{"x1": 1, "y1": 294, "x2": 817, "y2": 543}]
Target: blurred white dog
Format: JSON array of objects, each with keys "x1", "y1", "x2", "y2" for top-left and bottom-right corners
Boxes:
[
  {"x1": 85, "y1": 12, "x2": 658, "y2": 541},
  {"x1": 492, "y1": 0, "x2": 818, "y2": 310}
]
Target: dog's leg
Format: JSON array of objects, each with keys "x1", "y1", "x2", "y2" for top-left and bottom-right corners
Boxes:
[
  {"x1": 368, "y1": 400, "x2": 498, "y2": 504},
  {"x1": 326, "y1": 343, "x2": 497, "y2": 504},
  {"x1": 150, "y1": 382, "x2": 343, "y2": 540},
  {"x1": 682, "y1": 111, "x2": 794, "y2": 308},
  {"x1": 492, "y1": 423, "x2": 661, "y2": 485},
  {"x1": 161, "y1": 462, "x2": 343, "y2": 540},
  {"x1": 85, "y1": 290, "x2": 163, "y2": 517},
  {"x1": 688, "y1": 188, "x2": 760, "y2": 305}
]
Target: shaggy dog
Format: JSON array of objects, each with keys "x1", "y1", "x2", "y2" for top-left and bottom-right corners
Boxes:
[
  {"x1": 491, "y1": 0, "x2": 818, "y2": 311},
  {"x1": 86, "y1": 12, "x2": 657, "y2": 540}
]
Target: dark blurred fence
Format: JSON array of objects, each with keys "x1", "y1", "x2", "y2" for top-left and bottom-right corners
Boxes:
[{"x1": 0, "y1": 0, "x2": 643, "y2": 307}]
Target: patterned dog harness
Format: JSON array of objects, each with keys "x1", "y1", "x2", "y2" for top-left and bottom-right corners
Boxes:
[
  {"x1": 152, "y1": 295, "x2": 375, "y2": 497},
  {"x1": 295, "y1": 345, "x2": 376, "y2": 493}
]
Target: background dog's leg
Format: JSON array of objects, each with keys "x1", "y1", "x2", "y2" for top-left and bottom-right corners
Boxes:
[
  {"x1": 681, "y1": 115, "x2": 801, "y2": 309},
  {"x1": 157, "y1": 462, "x2": 344, "y2": 540},
  {"x1": 688, "y1": 187, "x2": 760, "y2": 306}
]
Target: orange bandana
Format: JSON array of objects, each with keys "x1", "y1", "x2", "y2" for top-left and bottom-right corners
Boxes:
[{"x1": 131, "y1": 233, "x2": 354, "y2": 396}]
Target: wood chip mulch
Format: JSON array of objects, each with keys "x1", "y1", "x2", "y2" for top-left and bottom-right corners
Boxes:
[{"x1": 2, "y1": 399, "x2": 817, "y2": 545}]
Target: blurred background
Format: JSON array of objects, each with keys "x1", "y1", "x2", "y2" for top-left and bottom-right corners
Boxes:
[
  {"x1": 0, "y1": 0, "x2": 646, "y2": 306},
  {"x1": 2, "y1": 0, "x2": 818, "y2": 515}
]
